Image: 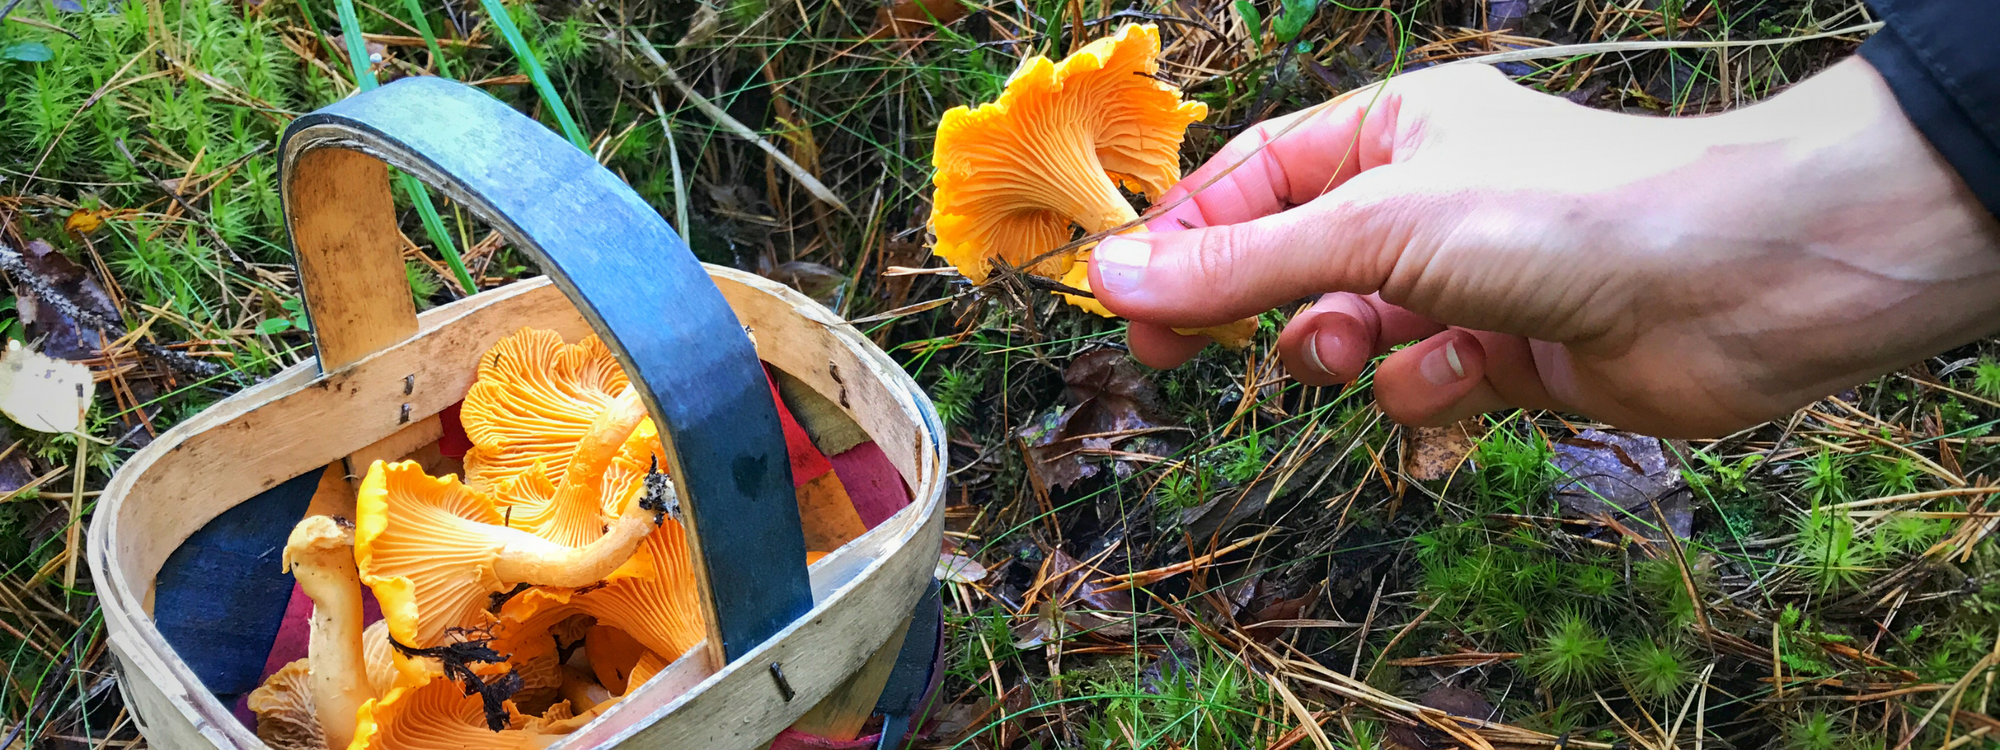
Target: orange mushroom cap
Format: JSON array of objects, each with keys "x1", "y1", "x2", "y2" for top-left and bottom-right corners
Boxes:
[
  {"x1": 354, "y1": 461, "x2": 658, "y2": 655},
  {"x1": 499, "y1": 484, "x2": 706, "y2": 665},
  {"x1": 491, "y1": 459, "x2": 617, "y2": 550},
  {"x1": 584, "y1": 624, "x2": 648, "y2": 695},
  {"x1": 249, "y1": 660, "x2": 326, "y2": 750},
  {"x1": 350, "y1": 673, "x2": 569, "y2": 750},
  {"x1": 929, "y1": 24, "x2": 1206, "y2": 284},
  {"x1": 461, "y1": 329, "x2": 661, "y2": 493}
]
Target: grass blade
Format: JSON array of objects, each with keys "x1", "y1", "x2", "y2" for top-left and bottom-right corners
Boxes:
[
  {"x1": 401, "y1": 175, "x2": 477, "y2": 293},
  {"x1": 397, "y1": 0, "x2": 451, "y2": 77},
  {"x1": 475, "y1": 0, "x2": 589, "y2": 151},
  {"x1": 333, "y1": 0, "x2": 373, "y2": 90},
  {"x1": 328, "y1": 0, "x2": 478, "y2": 294}
]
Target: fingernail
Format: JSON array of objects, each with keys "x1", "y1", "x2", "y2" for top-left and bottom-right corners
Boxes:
[
  {"x1": 1420, "y1": 340, "x2": 1467, "y2": 386},
  {"x1": 1093, "y1": 236, "x2": 1150, "y2": 296},
  {"x1": 1303, "y1": 327, "x2": 1341, "y2": 376}
]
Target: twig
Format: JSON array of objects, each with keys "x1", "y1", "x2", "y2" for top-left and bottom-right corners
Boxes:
[
  {"x1": 0, "y1": 244, "x2": 236, "y2": 382},
  {"x1": 620, "y1": 28, "x2": 853, "y2": 216}
]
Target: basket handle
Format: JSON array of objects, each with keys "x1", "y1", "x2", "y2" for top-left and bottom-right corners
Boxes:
[{"x1": 277, "y1": 76, "x2": 812, "y2": 663}]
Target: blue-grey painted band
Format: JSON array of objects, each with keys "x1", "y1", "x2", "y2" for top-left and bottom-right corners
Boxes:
[{"x1": 278, "y1": 76, "x2": 812, "y2": 661}]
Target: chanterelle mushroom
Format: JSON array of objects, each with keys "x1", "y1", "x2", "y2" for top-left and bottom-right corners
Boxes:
[
  {"x1": 249, "y1": 660, "x2": 324, "y2": 750},
  {"x1": 350, "y1": 672, "x2": 568, "y2": 750},
  {"x1": 354, "y1": 460, "x2": 660, "y2": 652},
  {"x1": 461, "y1": 330, "x2": 660, "y2": 495},
  {"x1": 251, "y1": 535, "x2": 407, "y2": 749},
  {"x1": 501, "y1": 457, "x2": 705, "y2": 664},
  {"x1": 281, "y1": 515, "x2": 380, "y2": 750},
  {"x1": 929, "y1": 24, "x2": 1258, "y2": 348},
  {"x1": 931, "y1": 23, "x2": 1203, "y2": 283}
]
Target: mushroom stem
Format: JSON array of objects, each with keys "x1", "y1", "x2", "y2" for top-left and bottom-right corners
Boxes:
[
  {"x1": 563, "y1": 386, "x2": 648, "y2": 490},
  {"x1": 492, "y1": 489, "x2": 659, "y2": 588},
  {"x1": 283, "y1": 515, "x2": 376, "y2": 750}
]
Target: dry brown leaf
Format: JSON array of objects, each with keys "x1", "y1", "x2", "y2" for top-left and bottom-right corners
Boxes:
[
  {"x1": 1402, "y1": 420, "x2": 1487, "y2": 481},
  {"x1": 1551, "y1": 428, "x2": 1695, "y2": 543},
  {"x1": 871, "y1": 0, "x2": 969, "y2": 39}
]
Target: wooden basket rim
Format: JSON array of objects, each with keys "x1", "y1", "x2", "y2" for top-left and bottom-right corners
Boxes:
[{"x1": 86, "y1": 267, "x2": 948, "y2": 749}]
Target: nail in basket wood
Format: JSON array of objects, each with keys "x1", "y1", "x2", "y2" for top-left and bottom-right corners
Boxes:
[{"x1": 85, "y1": 76, "x2": 946, "y2": 749}]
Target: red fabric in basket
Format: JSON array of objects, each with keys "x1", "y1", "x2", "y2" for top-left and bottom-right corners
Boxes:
[
  {"x1": 437, "y1": 401, "x2": 472, "y2": 458},
  {"x1": 827, "y1": 441, "x2": 911, "y2": 529},
  {"x1": 767, "y1": 365, "x2": 835, "y2": 485}
]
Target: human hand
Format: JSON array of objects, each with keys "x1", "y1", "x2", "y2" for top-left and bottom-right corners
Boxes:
[{"x1": 1088, "y1": 58, "x2": 2000, "y2": 438}]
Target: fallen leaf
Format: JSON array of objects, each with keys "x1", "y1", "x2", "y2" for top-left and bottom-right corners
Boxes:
[
  {"x1": 1009, "y1": 548, "x2": 1144, "y2": 650},
  {"x1": 937, "y1": 553, "x2": 987, "y2": 583},
  {"x1": 1551, "y1": 429, "x2": 1694, "y2": 544},
  {"x1": 1043, "y1": 548, "x2": 1132, "y2": 613},
  {"x1": 14, "y1": 239, "x2": 121, "y2": 361},
  {"x1": 1010, "y1": 600, "x2": 1059, "y2": 650},
  {"x1": 1402, "y1": 419, "x2": 1487, "y2": 481},
  {"x1": 0, "y1": 340, "x2": 93, "y2": 434},
  {"x1": 1177, "y1": 446, "x2": 1342, "y2": 545},
  {"x1": 1387, "y1": 686, "x2": 1498, "y2": 750},
  {"x1": 1018, "y1": 350, "x2": 1177, "y2": 491},
  {"x1": 1241, "y1": 591, "x2": 1315, "y2": 644},
  {"x1": 871, "y1": 0, "x2": 970, "y2": 39},
  {"x1": 64, "y1": 209, "x2": 105, "y2": 235},
  {"x1": 923, "y1": 699, "x2": 995, "y2": 744}
]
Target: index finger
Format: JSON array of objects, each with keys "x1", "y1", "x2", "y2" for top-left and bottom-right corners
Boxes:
[{"x1": 1147, "y1": 84, "x2": 1403, "y2": 233}]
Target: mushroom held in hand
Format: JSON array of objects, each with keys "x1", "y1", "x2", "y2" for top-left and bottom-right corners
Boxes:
[
  {"x1": 354, "y1": 460, "x2": 661, "y2": 652},
  {"x1": 929, "y1": 24, "x2": 1257, "y2": 348}
]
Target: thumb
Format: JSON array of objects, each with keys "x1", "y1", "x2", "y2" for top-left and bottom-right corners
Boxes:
[{"x1": 1088, "y1": 169, "x2": 1447, "y2": 329}]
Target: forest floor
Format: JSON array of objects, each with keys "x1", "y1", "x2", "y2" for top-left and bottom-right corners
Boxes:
[{"x1": 2, "y1": 0, "x2": 1994, "y2": 748}]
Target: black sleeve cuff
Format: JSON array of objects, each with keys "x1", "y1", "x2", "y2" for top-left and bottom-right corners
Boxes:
[{"x1": 1859, "y1": 0, "x2": 2000, "y2": 219}]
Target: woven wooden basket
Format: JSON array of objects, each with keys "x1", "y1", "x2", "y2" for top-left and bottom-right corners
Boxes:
[{"x1": 86, "y1": 77, "x2": 946, "y2": 750}]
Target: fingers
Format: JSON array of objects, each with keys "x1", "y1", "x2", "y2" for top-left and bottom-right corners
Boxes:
[
  {"x1": 1278, "y1": 294, "x2": 1440, "y2": 385},
  {"x1": 1126, "y1": 322, "x2": 1210, "y2": 370},
  {"x1": 1372, "y1": 330, "x2": 1498, "y2": 426},
  {"x1": 1147, "y1": 85, "x2": 1405, "y2": 232},
  {"x1": 1093, "y1": 168, "x2": 1448, "y2": 328},
  {"x1": 1277, "y1": 294, "x2": 1578, "y2": 425}
]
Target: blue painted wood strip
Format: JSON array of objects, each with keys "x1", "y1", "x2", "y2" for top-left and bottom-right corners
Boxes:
[
  {"x1": 278, "y1": 76, "x2": 811, "y2": 661},
  {"x1": 154, "y1": 469, "x2": 322, "y2": 702}
]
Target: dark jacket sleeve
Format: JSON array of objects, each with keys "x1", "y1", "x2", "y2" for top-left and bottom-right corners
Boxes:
[{"x1": 1859, "y1": 0, "x2": 2000, "y2": 218}]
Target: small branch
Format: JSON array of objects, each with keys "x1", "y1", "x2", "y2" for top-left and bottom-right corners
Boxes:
[
  {"x1": 0, "y1": 243, "x2": 237, "y2": 383},
  {"x1": 618, "y1": 27, "x2": 853, "y2": 217}
]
